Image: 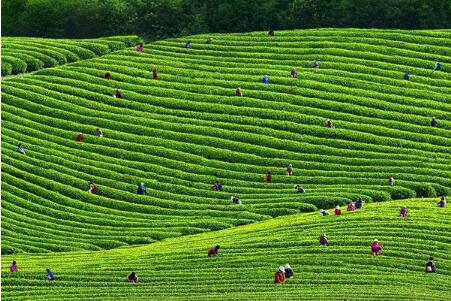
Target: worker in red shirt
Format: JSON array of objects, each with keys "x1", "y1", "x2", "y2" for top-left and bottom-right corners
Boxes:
[
  {"x1": 153, "y1": 69, "x2": 158, "y2": 80},
  {"x1": 264, "y1": 172, "x2": 272, "y2": 183},
  {"x1": 208, "y1": 245, "x2": 220, "y2": 257},
  {"x1": 76, "y1": 132, "x2": 85, "y2": 142},
  {"x1": 88, "y1": 182, "x2": 98, "y2": 194},
  {"x1": 274, "y1": 267, "x2": 285, "y2": 284},
  {"x1": 335, "y1": 205, "x2": 342, "y2": 216}
]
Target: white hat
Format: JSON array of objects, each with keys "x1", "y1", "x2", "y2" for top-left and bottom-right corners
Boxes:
[
  {"x1": 284, "y1": 263, "x2": 291, "y2": 269},
  {"x1": 336, "y1": 205, "x2": 340, "y2": 209},
  {"x1": 320, "y1": 209, "x2": 324, "y2": 212},
  {"x1": 278, "y1": 266, "x2": 285, "y2": 272},
  {"x1": 374, "y1": 239, "x2": 379, "y2": 242}
]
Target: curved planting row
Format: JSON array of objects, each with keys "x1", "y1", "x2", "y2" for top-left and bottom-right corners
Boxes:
[
  {"x1": 1, "y1": 36, "x2": 140, "y2": 76},
  {"x1": 1, "y1": 29, "x2": 450, "y2": 253},
  {"x1": 2, "y1": 199, "x2": 450, "y2": 300}
]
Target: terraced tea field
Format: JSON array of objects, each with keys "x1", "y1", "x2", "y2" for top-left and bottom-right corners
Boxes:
[
  {"x1": 1, "y1": 36, "x2": 139, "y2": 76},
  {"x1": 2, "y1": 29, "x2": 450, "y2": 256},
  {"x1": 2, "y1": 199, "x2": 450, "y2": 300}
]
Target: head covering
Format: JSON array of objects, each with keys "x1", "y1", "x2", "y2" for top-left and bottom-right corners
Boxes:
[
  {"x1": 278, "y1": 266, "x2": 285, "y2": 272},
  {"x1": 336, "y1": 205, "x2": 340, "y2": 209},
  {"x1": 284, "y1": 263, "x2": 291, "y2": 269},
  {"x1": 320, "y1": 209, "x2": 324, "y2": 212},
  {"x1": 374, "y1": 239, "x2": 379, "y2": 242}
]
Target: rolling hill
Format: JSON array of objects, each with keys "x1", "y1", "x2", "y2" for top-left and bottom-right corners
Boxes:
[
  {"x1": 2, "y1": 198, "x2": 449, "y2": 300},
  {"x1": 1, "y1": 36, "x2": 139, "y2": 76},
  {"x1": 2, "y1": 29, "x2": 450, "y2": 255}
]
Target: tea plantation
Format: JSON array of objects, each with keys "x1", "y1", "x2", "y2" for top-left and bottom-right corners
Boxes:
[
  {"x1": 1, "y1": 28, "x2": 450, "y2": 299},
  {"x1": 1, "y1": 36, "x2": 139, "y2": 76},
  {"x1": 2, "y1": 199, "x2": 450, "y2": 300}
]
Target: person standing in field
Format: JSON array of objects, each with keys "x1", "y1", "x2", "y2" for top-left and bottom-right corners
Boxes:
[
  {"x1": 17, "y1": 143, "x2": 25, "y2": 155},
  {"x1": 284, "y1": 264, "x2": 294, "y2": 278},
  {"x1": 88, "y1": 181, "x2": 98, "y2": 194},
  {"x1": 114, "y1": 89, "x2": 123, "y2": 98},
  {"x1": 152, "y1": 68, "x2": 158, "y2": 80},
  {"x1": 212, "y1": 180, "x2": 222, "y2": 191},
  {"x1": 10, "y1": 261, "x2": 17, "y2": 272},
  {"x1": 236, "y1": 87, "x2": 243, "y2": 96},
  {"x1": 290, "y1": 68, "x2": 298, "y2": 78},
  {"x1": 208, "y1": 245, "x2": 220, "y2": 257},
  {"x1": 312, "y1": 59, "x2": 320, "y2": 68},
  {"x1": 231, "y1": 195, "x2": 241, "y2": 205},
  {"x1": 431, "y1": 117, "x2": 438, "y2": 127},
  {"x1": 355, "y1": 198, "x2": 363, "y2": 209},
  {"x1": 434, "y1": 60, "x2": 441, "y2": 71},
  {"x1": 425, "y1": 257, "x2": 436, "y2": 273},
  {"x1": 128, "y1": 272, "x2": 138, "y2": 282},
  {"x1": 334, "y1": 205, "x2": 342, "y2": 216},
  {"x1": 46, "y1": 269, "x2": 54, "y2": 280},
  {"x1": 75, "y1": 132, "x2": 85, "y2": 142},
  {"x1": 371, "y1": 239, "x2": 382, "y2": 256},
  {"x1": 320, "y1": 233, "x2": 329, "y2": 246},
  {"x1": 274, "y1": 267, "x2": 285, "y2": 284},
  {"x1": 287, "y1": 164, "x2": 293, "y2": 176},
  {"x1": 320, "y1": 209, "x2": 330, "y2": 216},
  {"x1": 264, "y1": 172, "x2": 272, "y2": 183},
  {"x1": 294, "y1": 184, "x2": 305, "y2": 193},
  {"x1": 400, "y1": 206, "x2": 408, "y2": 217},
  {"x1": 326, "y1": 119, "x2": 334, "y2": 128},
  {"x1": 137, "y1": 183, "x2": 146, "y2": 195},
  {"x1": 95, "y1": 128, "x2": 104, "y2": 137},
  {"x1": 388, "y1": 177, "x2": 395, "y2": 186},
  {"x1": 136, "y1": 42, "x2": 144, "y2": 53}
]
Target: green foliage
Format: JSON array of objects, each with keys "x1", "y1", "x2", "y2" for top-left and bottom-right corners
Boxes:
[
  {"x1": 389, "y1": 187, "x2": 417, "y2": 200},
  {"x1": 1, "y1": 36, "x2": 139, "y2": 76},
  {"x1": 2, "y1": 56, "x2": 27, "y2": 75},
  {"x1": 406, "y1": 183, "x2": 437, "y2": 198},
  {"x1": 1, "y1": 61, "x2": 13, "y2": 76},
  {"x1": 1, "y1": 199, "x2": 450, "y2": 300},
  {"x1": 1, "y1": 29, "x2": 450, "y2": 256},
  {"x1": 2, "y1": 0, "x2": 451, "y2": 39}
]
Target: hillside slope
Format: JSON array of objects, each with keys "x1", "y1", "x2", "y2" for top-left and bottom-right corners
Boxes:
[
  {"x1": 1, "y1": 29, "x2": 450, "y2": 253},
  {"x1": 2, "y1": 199, "x2": 450, "y2": 300},
  {"x1": 1, "y1": 36, "x2": 139, "y2": 76}
]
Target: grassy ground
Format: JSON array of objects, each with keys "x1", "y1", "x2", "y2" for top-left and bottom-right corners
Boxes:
[
  {"x1": 2, "y1": 29, "x2": 450, "y2": 253},
  {"x1": 2, "y1": 198, "x2": 449, "y2": 300}
]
